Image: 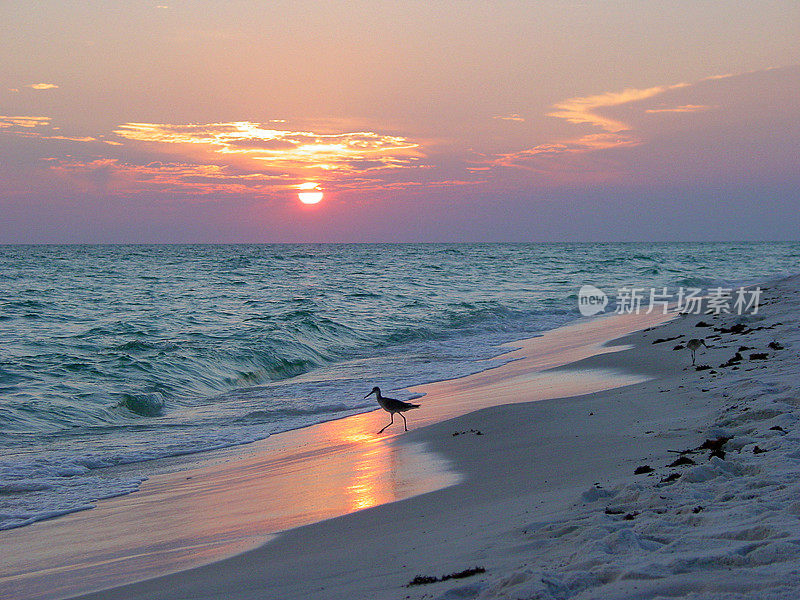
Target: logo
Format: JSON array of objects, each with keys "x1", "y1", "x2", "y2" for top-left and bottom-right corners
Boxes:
[
  {"x1": 578, "y1": 284, "x2": 608, "y2": 316},
  {"x1": 574, "y1": 285, "x2": 761, "y2": 316}
]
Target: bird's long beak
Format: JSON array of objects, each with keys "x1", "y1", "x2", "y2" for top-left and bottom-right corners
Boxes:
[{"x1": 364, "y1": 390, "x2": 375, "y2": 399}]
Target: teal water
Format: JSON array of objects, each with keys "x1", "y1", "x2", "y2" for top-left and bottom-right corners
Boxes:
[{"x1": 0, "y1": 242, "x2": 798, "y2": 529}]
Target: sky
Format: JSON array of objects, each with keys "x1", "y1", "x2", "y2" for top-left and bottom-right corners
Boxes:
[{"x1": 1, "y1": 1, "x2": 799, "y2": 243}]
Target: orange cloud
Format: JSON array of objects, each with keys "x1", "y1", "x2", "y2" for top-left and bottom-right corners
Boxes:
[
  {"x1": 547, "y1": 83, "x2": 691, "y2": 133},
  {"x1": 0, "y1": 116, "x2": 101, "y2": 143},
  {"x1": 113, "y1": 121, "x2": 423, "y2": 173},
  {"x1": 379, "y1": 179, "x2": 485, "y2": 191},
  {"x1": 26, "y1": 83, "x2": 59, "y2": 90},
  {"x1": 495, "y1": 74, "x2": 729, "y2": 172},
  {"x1": 49, "y1": 158, "x2": 287, "y2": 197},
  {"x1": 0, "y1": 128, "x2": 97, "y2": 145},
  {"x1": 645, "y1": 104, "x2": 713, "y2": 114},
  {"x1": 492, "y1": 114, "x2": 525, "y2": 122},
  {"x1": 0, "y1": 115, "x2": 51, "y2": 128},
  {"x1": 2, "y1": 114, "x2": 446, "y2": 198},
  {"x1": 45, "y1": 135, "x2": 98, "y2": 142},
  {"x1": 496, "y1": 132, "x2": 641, "y2": 165}
]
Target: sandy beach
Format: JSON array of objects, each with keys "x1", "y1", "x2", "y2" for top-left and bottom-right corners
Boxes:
[{"x1": 4, "y1": 275, "x2": 800, "y2": 600}]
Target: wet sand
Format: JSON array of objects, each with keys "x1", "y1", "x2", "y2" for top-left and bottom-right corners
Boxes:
[{"x1": 0, "y1": 310, "x2": 670, "y2": 600}]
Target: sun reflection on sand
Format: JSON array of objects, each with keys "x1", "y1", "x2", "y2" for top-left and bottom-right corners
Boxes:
[
  {"x1": 346, "y1": 447, "x2": 384, "y2": 511},
  {"x1": 328, "y1": 417, "x2": 396, "y2": 512}
]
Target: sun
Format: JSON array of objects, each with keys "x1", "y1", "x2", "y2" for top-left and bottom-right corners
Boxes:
[
  {"x1": 297, "y1": 182, "x2": 324, "y2": 204},
  {"x1": 298, "y1": 191, "x2": 323, "y2": 204}
]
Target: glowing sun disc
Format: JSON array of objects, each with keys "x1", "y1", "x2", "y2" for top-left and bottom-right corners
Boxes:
[{"x1": 298, "y1": 191, "x2": 324, "y2": 204}]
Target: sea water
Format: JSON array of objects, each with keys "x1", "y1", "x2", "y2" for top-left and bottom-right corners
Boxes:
[{"x1": 1, "y1": 242, "x2": 798, "y2": 530}]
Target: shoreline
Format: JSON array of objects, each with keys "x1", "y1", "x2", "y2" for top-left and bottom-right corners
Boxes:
[
  {"x1": 0, "y1": 309, "x2": 671, "y2": 600},
  {"x1": 66, "y1": 274, "x2": 800, "y2": 599}
]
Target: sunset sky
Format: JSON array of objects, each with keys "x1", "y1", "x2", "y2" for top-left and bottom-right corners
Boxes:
[{"x1": 1, "y1": 1, "x2": 799, "y2": 242}]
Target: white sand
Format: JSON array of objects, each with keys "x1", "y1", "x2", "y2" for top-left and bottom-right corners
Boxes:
[{"x1": 20, "y1": 275, "x2": 800, "y2": 599}]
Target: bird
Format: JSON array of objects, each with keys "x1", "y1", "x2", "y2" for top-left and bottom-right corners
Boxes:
[
  {"x1": 686, "y1": 338, "x2": 707, "y2": 365},
  {"x1": 364, "y1": 387, "x2": 420, "y2": 434}
]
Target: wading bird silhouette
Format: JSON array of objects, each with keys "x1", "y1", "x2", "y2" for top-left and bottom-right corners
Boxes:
[
  {"x1": 365, "y1": 387, "x2": 420, "y2": 434},
  {"x1": 686, "y1": 338, "x2": 707, "y2": 365}
]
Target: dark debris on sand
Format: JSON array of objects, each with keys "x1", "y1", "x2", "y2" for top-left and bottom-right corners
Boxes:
[
  {"x1": 407, "y1": 567, "x2": 486, "y2": 587},
  {"x1": 668, "y1": 455, "x2": 696, "y2": 467},
  {"x1": 714, "y1": 323, "x2": 752, "y2": 335},
  {"x1": 452, "y1": 429, "x2": 483, "y2": 437},
  {"x1": 700, "y1": 437, "x2": 730, "y2": 452},
  {"x1": 666, "y1": 437, "x2": 731, "y2": 462},
  {"x1": 720, "y1": 352, "x2": 743, "y2": 368},
  {"x1": 660, "y1": 472, "x2": 681, "y2": 484},
  {"x1": 653, "y1": 335, "x2": 683, "y2": 344},
  {"x1": 699, "y1": 437, "x2": 730, "y2": 459}
]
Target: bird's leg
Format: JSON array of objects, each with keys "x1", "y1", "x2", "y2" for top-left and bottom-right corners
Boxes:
[
  {"x1": 400, "y1": 412, "x2": 408, "y2": 432},
  {"x1": 691, "y1": 349, "x2": 696, "y2": 365},
  {"x1": 378, "y1": 413, "x2": 394, "y2": 434}
]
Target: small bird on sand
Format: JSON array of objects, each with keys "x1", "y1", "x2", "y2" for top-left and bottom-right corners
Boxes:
[
  {"x1": 686, "y1": 338, "x2": 707, "y2": 365},
  {"x1": 365, "y1": 387, "x2": 420, "y2": 434}
]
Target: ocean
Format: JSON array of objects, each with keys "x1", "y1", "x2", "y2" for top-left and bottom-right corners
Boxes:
[{"x1": 1, "y1": 242, "x2": 798, "y2": 530}]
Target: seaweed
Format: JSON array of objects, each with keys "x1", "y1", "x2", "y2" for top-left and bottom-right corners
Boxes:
[{"x1": 407, "y1": 567, "x2": 486, "y2": 587}]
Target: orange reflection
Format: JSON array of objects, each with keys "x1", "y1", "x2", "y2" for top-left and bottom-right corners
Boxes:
[
  {"x1": 330, "y1": 416, "x2": 393, "y2": 512},
  {"x1": 346, "y1": 447, "x2": 384, "y2": 511}
]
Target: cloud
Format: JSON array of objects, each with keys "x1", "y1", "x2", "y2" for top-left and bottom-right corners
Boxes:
[
  {"x1": 0, "y1": 115, "x2": 51, "y2": 128},
  {"x1": 379, "y1": 179, "x2": 486, "y2": 191},
  {"x1": 493, "y1": 73, "x2": 733, "y2": 174},
  {"x1": 225, "y1": 137, "x2": 299, "y2": 150},
  {"x1": 493, "y1": 114, "x2": 525, "y2": 122},
  {"x1": 113, "y1": 121, "x2": 424, "y2": 173},
  {"x1": 497, "y1": 132, "x2": 641, "y2": 164},
  {"x1": 644, "y1": 104, "x2": 713, "y2": 114},
  {"x1": 546, "y1": 83, "x2": 691, "y2": 133},
  {"x1": 26, "y1": 83, "x2": 59, "y2": 90},
  {"x1": 45, "y1": 135, "x2": 98, "y2": 142},
  {"x1": 49, "y1": 158, "x2": 287, "y2": 197},
  {"x1": 0, "y1": 113, "x2": 452, "y2": 198},
  {"x1": 0, "y1": 117, "x2": 100, "y2": 144}
]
